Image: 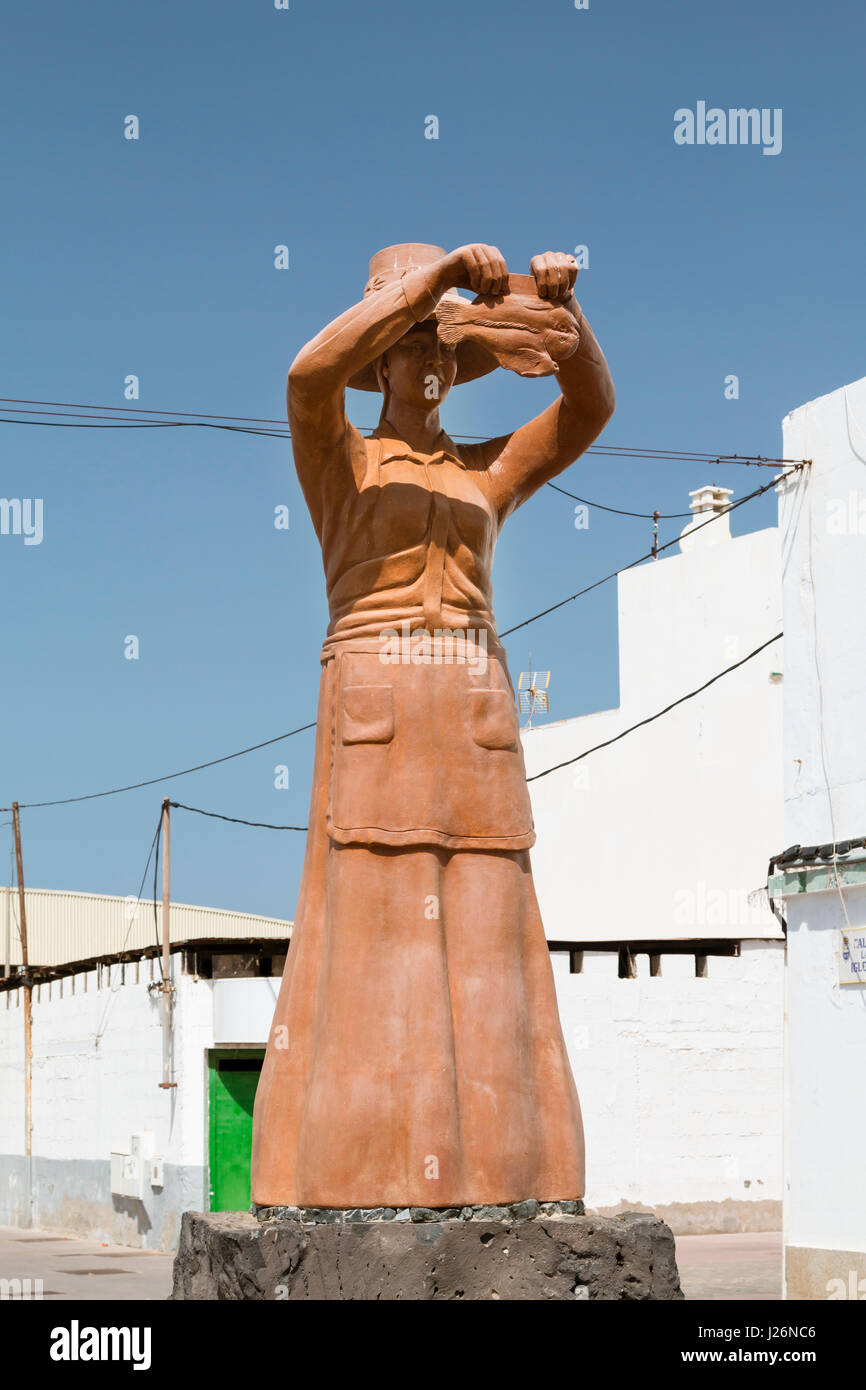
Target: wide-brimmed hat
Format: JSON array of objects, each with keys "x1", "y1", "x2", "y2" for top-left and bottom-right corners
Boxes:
[{"x1": 348, "y1": 243, "x2": 498, "y2": 392}]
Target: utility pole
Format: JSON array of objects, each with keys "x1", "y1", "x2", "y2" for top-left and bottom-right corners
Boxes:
[
  {"x1": 12, "y1": 803, "x2": 34, "y2": 1226},
  {"x1": 158, "y1": 798, "x2": 176, "y2": 1089},
  {"x1": 161, "y1": 798, "x2": 171, "y2": 985},
  {"x1": 4, "y1": 842, "x2": 10, "y2": 978}
]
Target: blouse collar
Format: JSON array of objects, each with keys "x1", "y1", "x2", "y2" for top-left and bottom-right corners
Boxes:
[{"x1": 367, "y1": 423, "x2": 465, "y2": 468}]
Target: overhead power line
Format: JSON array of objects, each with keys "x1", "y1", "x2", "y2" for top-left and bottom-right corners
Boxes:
[
  {"x1": 1, "y1": 407, "x2": 786, "y2": 516},
  {"x1": 500, "y1": 470, "x2": 795, "y2": 638},
  {"x1": 94, "y1": 812, "x2": 163, "y2": 1041},
  {"x1": 0, "y1": 396, "x2": 290, "y2": 427},
  {"x1": 169, "y1": 802, "x2": 306, "y2": 830},
  {"x1": 0, "y1": 414, "x2": 292, "y2": 441},
  {"x1": 2, "y1": 722, "x2": 317, "y2": 811},
  {"x1": 526, "y1": 632, "x2": 783, "y2": 783},
  {"x1": 0, "y1": 395, "x2": 806, "y2": 467},
  {"x1": 546, "y1": 480, "x2": 694, "y2": 520}
]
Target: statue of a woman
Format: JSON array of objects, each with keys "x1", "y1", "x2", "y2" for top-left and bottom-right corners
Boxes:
[{"x1": 252, "y1": 242, "x2": 615, "y2": 1210}]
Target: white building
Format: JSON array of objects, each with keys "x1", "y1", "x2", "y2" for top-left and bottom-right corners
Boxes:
[
  {"x1": 1, "y1": 889, "x2": 291, "y2": 1250},
  {"x1": 775, "y1": 373, "x2": 866, "y2": 1299},
  {"x1": 523, "y1": 484, "x2": 785, "y2": 1233}
]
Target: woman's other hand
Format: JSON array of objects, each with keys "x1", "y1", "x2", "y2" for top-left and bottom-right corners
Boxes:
[
  {"x1": 442, "y1": 244, "x2": 509, "y2": 298},
  {"x1": 530, "y1": 251, "x2": 578, "y2": 301}
]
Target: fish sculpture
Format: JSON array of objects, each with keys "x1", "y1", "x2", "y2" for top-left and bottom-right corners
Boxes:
[{"x1": 435, "y1": 273, "x2": 581, "y2": 378}]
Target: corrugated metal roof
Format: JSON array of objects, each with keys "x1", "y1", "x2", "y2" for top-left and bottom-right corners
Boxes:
[{"x1": 1, "y1": 887, "x2": 292, "y2": 968}]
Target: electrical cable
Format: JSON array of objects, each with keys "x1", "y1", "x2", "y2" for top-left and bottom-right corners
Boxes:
[
  {"x1": 526, "y1": 632, "x2": 783, "y2": 783},
  {"x1": 805, "y1": 467, "x2": 856, "y2": 944},
  {"x1": 0, "y1": 395, "x2": 807, "y2": 467},
  {"x1": 0, "y1": 415, "x2": 293, "y2": 440},
  {"x1": 843, "y1": 387, "x2": 866, "y2": 467},
  {"x1": 545, "y1": 480, "x2": 694, "y2": 519},
  {"x1": 499, "y1": 470, "x2": 796, "y2": 638},
  {"x1": 0, "y1": 396, "x2": 293, "y2": 427},
  {"x1": 94, "y1": 813, "x2": 162, "y2": 1041},
  {"x1": 152, "y1": 813, "x2": 163, "y2": 975},
  {"x1": 2, "y1": 722, "x2": 317, "y2": 811},
  {"x1": 169, "y1": 802, "x2": 306, "y2": 830},
  {"x1": 2, "y1": 407, "x2": 791, "y2": 515}
]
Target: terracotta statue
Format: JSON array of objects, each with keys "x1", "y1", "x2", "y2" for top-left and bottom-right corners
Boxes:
[{"x1": 251, "y1": 243, "x2": 615, "y2": 1210}]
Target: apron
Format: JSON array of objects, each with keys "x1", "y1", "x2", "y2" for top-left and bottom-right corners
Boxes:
[{"x1": 325, "y1": 635, "x2": 535, "y2": 851}]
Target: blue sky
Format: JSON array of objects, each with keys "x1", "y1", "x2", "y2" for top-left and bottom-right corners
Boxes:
[{"x1": 1, "y1": 0, "x2": 864, "y2": 918}]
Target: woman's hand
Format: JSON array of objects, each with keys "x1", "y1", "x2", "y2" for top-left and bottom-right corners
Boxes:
[
  {"x1": 530, "y1": 251, "x2": 578, "y2": 301},
  {"x1": 441, "y1": 244, "x2": 509, "y2": 297}
]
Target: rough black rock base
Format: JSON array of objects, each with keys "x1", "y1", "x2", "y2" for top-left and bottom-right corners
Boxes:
[{"x1": 171, "y1": 1209, "x2": 683, "y2": 1300}]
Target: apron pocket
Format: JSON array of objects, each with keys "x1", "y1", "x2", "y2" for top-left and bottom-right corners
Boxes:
[
  {"x1": 341, "y1": 685, "x2": 394, "y2": 744},
  {"x1": 471, "y1": 689, "x2": 518, "y2": 750}
]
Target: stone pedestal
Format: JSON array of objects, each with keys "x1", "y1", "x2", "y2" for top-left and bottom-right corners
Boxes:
[{"x1": 171, "y1": 1209, "x2": 683, "y2": 1301}]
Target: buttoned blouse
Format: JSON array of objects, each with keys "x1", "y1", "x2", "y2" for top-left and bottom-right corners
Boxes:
[{"x1": 317, "y1": 425, "x2": 500, "y2": 646}]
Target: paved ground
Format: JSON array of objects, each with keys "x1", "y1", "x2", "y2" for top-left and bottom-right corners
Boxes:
[
  {"x1": 0, "y1": 1227, "x2": 174, "y2": 1301},
  {"x1": 0, "y1": 1225, "x2": 783, "y2": 1301},
  {"x1": 676, "y1": 1231, "x2": 783, "y2": 1300}
]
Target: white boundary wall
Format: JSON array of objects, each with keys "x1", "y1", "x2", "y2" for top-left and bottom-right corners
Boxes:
[
  {"x1": 554, "y1": 943, "x2": 783, "y2": 1229},
  {"x1": 519, "y1": 494, "x2": 786, "y2": 1229},
  {"x1": 0, "y1": 963, "x2": 212, "y2": 1250},
  {"x1": 524, "y1": 518, "x2": 783, "y2": 943}
]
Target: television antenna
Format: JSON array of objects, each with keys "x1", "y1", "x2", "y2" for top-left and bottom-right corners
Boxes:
[{"x1": 517, "y1": 654, "x2": 551, "y2": 729}]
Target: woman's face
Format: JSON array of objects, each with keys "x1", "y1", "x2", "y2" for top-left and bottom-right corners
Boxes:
[{"x1": 381, "y1": 323, "x2": 457, "y2": 408}]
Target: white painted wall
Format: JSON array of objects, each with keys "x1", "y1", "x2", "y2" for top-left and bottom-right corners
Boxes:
[
  {"x1": 523, "y1": 511, "x2": 783, "y2": 942},
  {"x1": 780, "y1": 375, "x2": 866, "y2": 1278},
  {"x1": 554, "y1": 942, "x2": 784, "y2": 1227},
  {"x1": 518, "y1": 491, "x2": 786, "y2": 1228},
  {"x1": 213, "y1": 978, "x2": 280, "y2": 1046},
  {"x1": 0, "y1": 962, "x2": 268, "y2": 1249}
]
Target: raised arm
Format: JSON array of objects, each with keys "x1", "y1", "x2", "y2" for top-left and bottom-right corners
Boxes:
[
  {"x1": 287, "y1": 267, "x2": 436, "y2": 532},
  {"x1": 479, "y1": 252, "x2": 616, "y2": 524},
  {"x1": 287, "y1": 246, "x2": 511, "y2": 441},
  {"x1": 287, "y1": 247, "x2": 511, "y2": 527}
]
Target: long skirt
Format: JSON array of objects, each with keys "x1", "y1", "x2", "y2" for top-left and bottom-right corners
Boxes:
[{"x1": 251, "y1": 643, "x2": 585, "y2": 1209}]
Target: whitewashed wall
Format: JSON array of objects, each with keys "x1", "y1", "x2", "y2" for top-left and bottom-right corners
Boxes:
[
  {"x1": 520, "y1": 495, "x2": 785, "y2": 1229},
  {"x1": 0, "y1": 962, "x2": 214, "y2": 1250},
  {"x1": 780, "y1": 374, "x2": 866, "y2": 1297},
  {"x1": 523, "y1": 518, "x2": 783, "y2": 943},
  {"x1": 553, "y1": 943, "x2": 783, "y2": 1230}
]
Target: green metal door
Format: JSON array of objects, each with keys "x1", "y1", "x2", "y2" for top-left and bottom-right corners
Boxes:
[{"x1": 208, "y1": 1050, "x2": 265, "y2": 1212}]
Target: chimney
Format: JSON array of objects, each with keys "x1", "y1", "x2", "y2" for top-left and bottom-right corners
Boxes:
[{"x1": 679, "y1": 484, "x2": 734, "y2": 553}]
